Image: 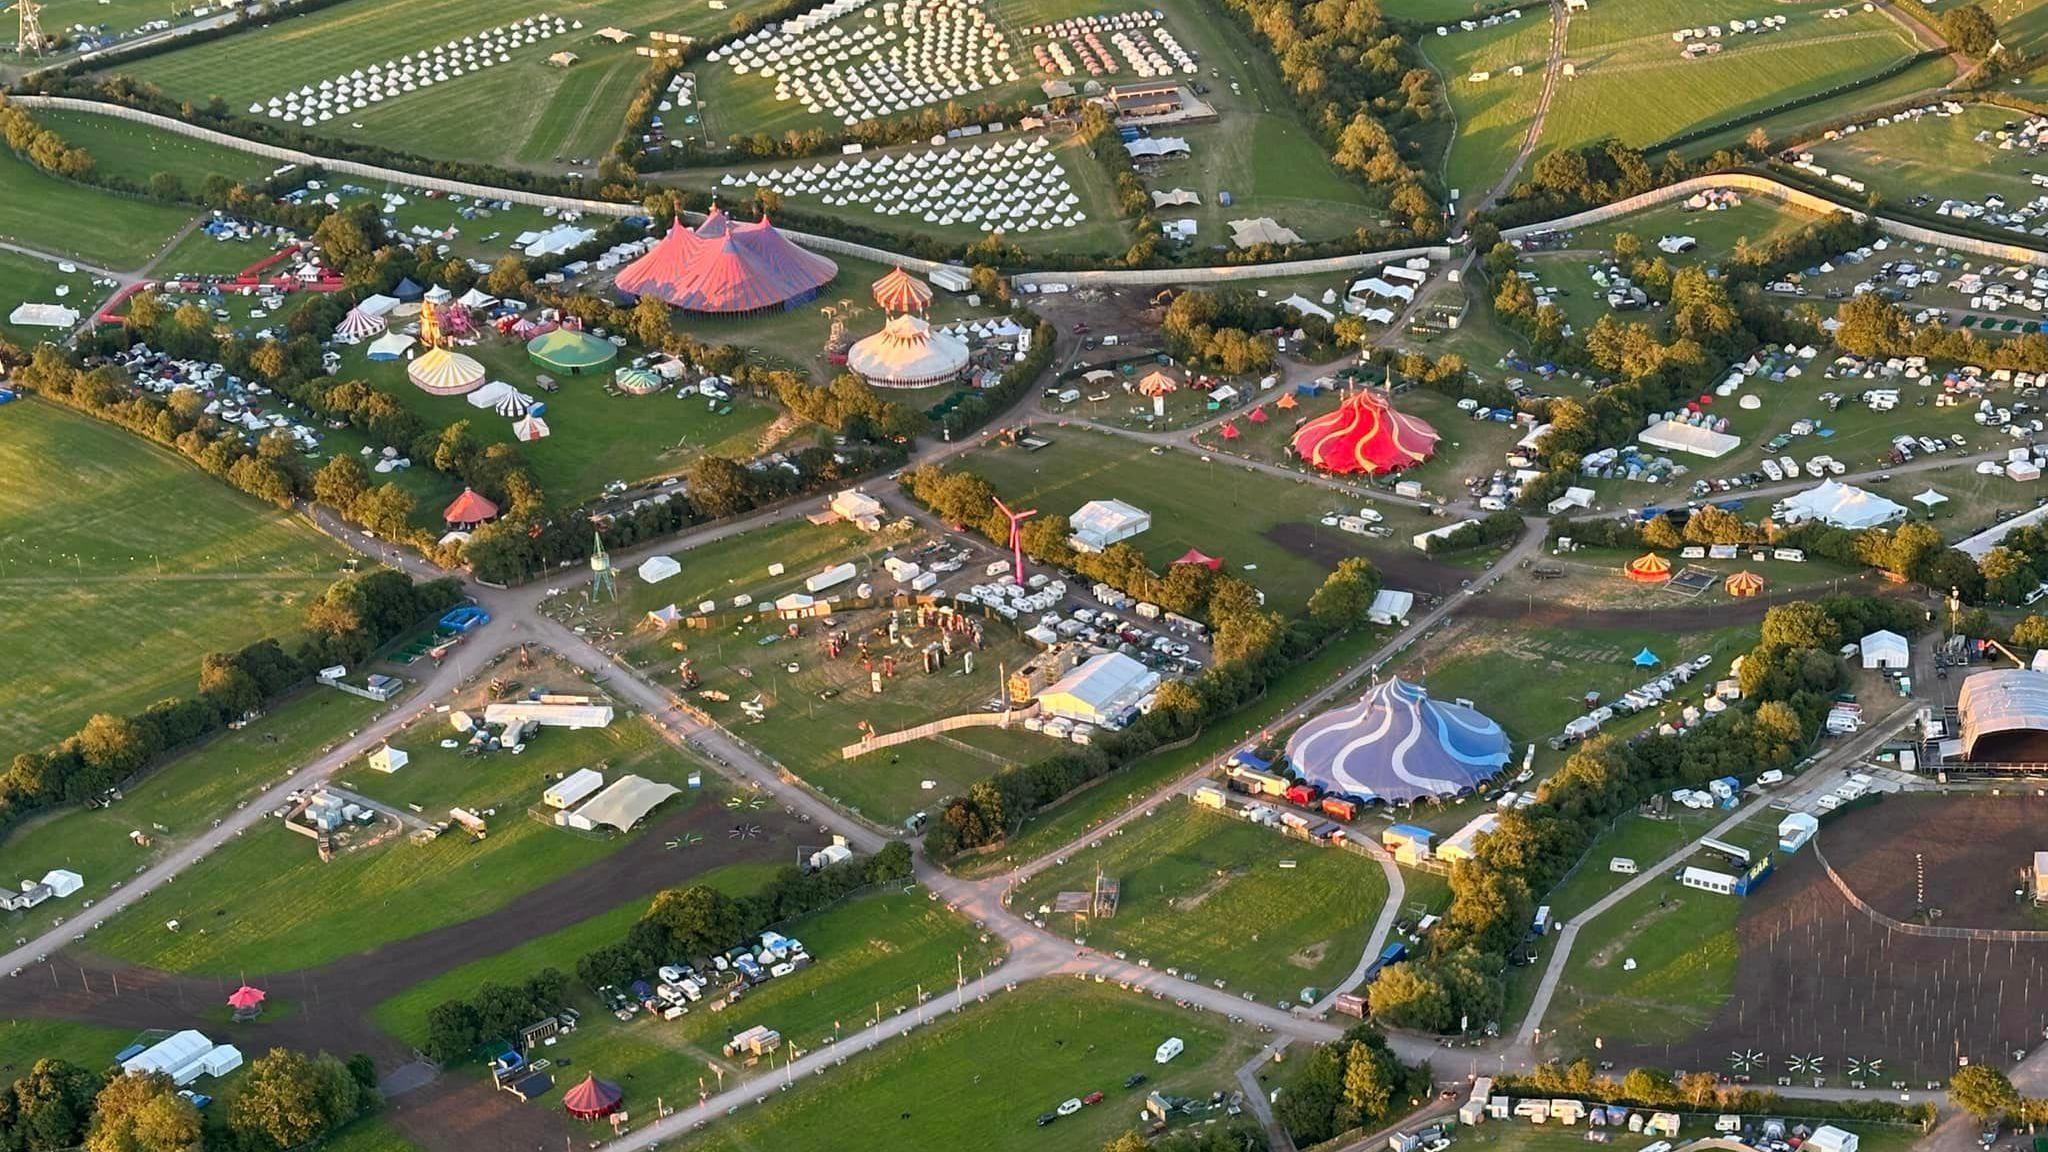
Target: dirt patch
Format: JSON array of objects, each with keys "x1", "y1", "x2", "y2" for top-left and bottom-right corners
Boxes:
[
  {"x1": 1173, "y1": 868, "x2": 1240, "y2": 913},
  {"x1": 1586, "y1": 897, "x2": 1684, "y2": 970},
  {"x1": 1823, "y1": 794, "x2": 2048, "y2": 929},
  {"x1": 1288, "y1": 940, "x2": 1330, "y2": 970},
  {"x1": 1262, "y1": 522, "x2": 1466, "y2": 596}
]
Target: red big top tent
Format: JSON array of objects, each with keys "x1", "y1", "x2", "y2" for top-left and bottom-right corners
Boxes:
[
  {"x1": 1173, "y1": 549, "x2": 1223, "y2": 570},
  {"x1": 613, "y1": 207, "x2": 838, "y2": 315},
  {"x1": 562, "y1": 1073, "x2": 623, "y2": 1120},
  {"x1": 442, "y1": 487, "x2": 500, "y2": 528},
  {"x1": 1290, "y1": 389, "x2": 1439, "y2": 476}
]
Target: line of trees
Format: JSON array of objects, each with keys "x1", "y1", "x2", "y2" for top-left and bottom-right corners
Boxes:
[
  {"x1": 0, "y1": 1047, "x2": 377, "y2": 1152},
  {"x1": 0, "y1": 569, "x2": 461, "y2": 844},
  {"x1": 1367, "y1": 597, "x2": 1918, "y2": 1032}
]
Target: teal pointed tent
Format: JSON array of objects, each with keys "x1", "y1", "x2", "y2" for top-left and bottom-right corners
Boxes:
[{"x1": 1633, "y1": 648, "x2": 1660, "y2": 667}]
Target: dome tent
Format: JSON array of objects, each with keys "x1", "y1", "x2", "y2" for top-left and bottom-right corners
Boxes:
[{"x1": 1290, "y1": 388, "x2": 1438, "y2": 475}]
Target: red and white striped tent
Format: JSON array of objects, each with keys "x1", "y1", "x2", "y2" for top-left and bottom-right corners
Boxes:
[{"x1": 613, "y1": 207, "x2": 838, "y2": 315}]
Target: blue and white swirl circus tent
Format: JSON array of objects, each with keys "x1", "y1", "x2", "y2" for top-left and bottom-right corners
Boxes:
[{"x1": 1285, "y1": 677, "x2": 1511, "y2": 805}]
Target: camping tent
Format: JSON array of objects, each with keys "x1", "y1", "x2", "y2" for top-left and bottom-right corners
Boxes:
[{"x1": 1291, "y1": 389, "x2": 1438, "y2": 475}]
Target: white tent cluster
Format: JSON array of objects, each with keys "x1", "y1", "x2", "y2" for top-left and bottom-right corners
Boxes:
[
  {"x1": 707, "y1": 0, "x2": 1017, "y2": 125},
  {"x1": 719, "y1": 135, "x2": 1083, "y2": 232},
  {"x1": 466, "y1": 380, "x2": 535, "y2": 417},
  {"x1": 1023, "y1": 11, "x2": 1194, "y2": 78},
  {"x1": 248, "y1": 15, "x2": 573, "y2": 124},
  {"x1": 932, "y1": 314, "x2": 1029, "y2": 343}
]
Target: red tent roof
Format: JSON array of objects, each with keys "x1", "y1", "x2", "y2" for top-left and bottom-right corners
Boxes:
[
  {"x1": 1247, "y1": 405, "x2": 1269, "y2": 424},
  {"x1": 613, "y1": 207, "x2": 838, "y2": 314},
  {"x1": 227, "y1": 985, "x2": 265, "y2": 1010},
  {"x1": 871, "y1": 266, "x2": 931, "y2": 314},
  {"x1": 563, "y1": 1074, "x2": 622, "y2": 1119},
  {"x1": 1290, "y1": 389, "x2": 1438, "y2": 476},
  {"x1": 443, "y1": 487, "x2": 500, "y2": 526},
  {"x1": 1173, "y1": 549, "x2": 1223, "y2": 570},
  {"x1": 1219, "y1": 422, "x2": 1241, "y2": 440}
]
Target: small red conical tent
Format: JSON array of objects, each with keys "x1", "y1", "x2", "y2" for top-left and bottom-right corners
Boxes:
[
  {"x1": 1173, "y1": 549, "x2": 1223, "y2": 570},
  {"x1": 227, "y1": 985, "x2": 265, "y2": 1011},
  {"x1": 1219, "y1": 422, "x2": 1241, "y2": 440},
  {"x1": 1247, "y1": 405, "x2": 1269, "y2": 424},
  {"x1": 563, "y1": 1074, "x2": 623, "y2": 1120},
  {"x1": 442, "y1": 487, "x2": 500, "y2": 528}
]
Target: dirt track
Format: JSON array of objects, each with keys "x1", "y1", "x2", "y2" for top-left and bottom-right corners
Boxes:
[{"x1": 0, "y1": 798, "x2": 803, "y2": 1152}]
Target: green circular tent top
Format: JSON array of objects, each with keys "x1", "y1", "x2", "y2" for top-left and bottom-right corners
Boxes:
[{"x1": 526, "y1": 328, "x2": 618, "y2": 374}]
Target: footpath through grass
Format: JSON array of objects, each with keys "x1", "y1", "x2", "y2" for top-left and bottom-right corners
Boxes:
[
  {"x1": 86, "y1": 712, "x2": 695, "y2": 975},
  {"x1": 0, "y1": 147, "x2": 192, "y2": 266},
  {"x1": 680, "y1": 981, "x2": 1258, "y2": 1152},
  {"x1": 0, "y1": 688, "x2": 384, "y2": 900},
  {"x1": 1016, "y1": 801, "x2": 1388, "y2": 1003},
  {"x1": 0, "y1": 400, "x2": 350, "y2": 754}
]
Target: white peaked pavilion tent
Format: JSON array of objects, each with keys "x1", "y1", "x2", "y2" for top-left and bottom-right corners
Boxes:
[
  {"x1": 638, "y1": 555, "x2": 681, "y2": 583},
  {"x1": 1776, "y1": 480, "x2": 1906, "y2": 530}
]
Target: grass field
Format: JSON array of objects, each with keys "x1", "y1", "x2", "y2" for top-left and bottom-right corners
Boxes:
[
  {"x1": 153, "y1": 224, "x2": 293, "y2": 277},
  {"x1": 311, "y1": 1119, "x2": 425, "y2": 1152},
  {"x1": 109, "y1": 0, "x2": 784, "y2": 170},
  {"x1": 382, "y1": 887, "x2": 1002, "y2": 1072},
  {"x1": 1014, "y1": 801, "x2": 1389, "y2": 1003},
  {"x1": 0, "y1": 688, "x2": 383, "y2": 900},
  {"x1": 680, "y1": 981, "x2": 1257, "y2": 1152},
  {"x1": 86, "y1": 703, "x2": 694, "y2": 975},
  {"x1": 32, "y1": 109, "x2": 274, "y2": 190},
  {"x1": 1540, "y1": 0, "x2": 1919, "y2": 155},
  {"x1": 0, "y1": 400, "x2": 350, "y2": 754},
  {"x1": 0, "y1": 147, "x2": 192, "y2": 267},
  {"x1": 1539, "y1": 867, "x2": 1740, "y2": 1048},
  {"x1": 369, "y1": 859, "x2": 786, "y2": 1044},
  {"x1": 1566, "y1": 194, "x2": 1825, "y2": 258},
  {"x1": 0, "y1": 1019, "x2": 138, "y2": 1077},
  {"x1": 1806, "y1": 103, "x2": 2038, "y2": 208},
  {"x1": 0, "y1": 250, "x2": 96, "y2": 347},
  {"x1": 337, "y1": 334, "x2": 773, "y2": 504},
  {"x1": 960, "y1": 431, "x2": 1426, "y2": 614},
  {"x1": 1422, "y1": 14, "x2": 1553, "y2": 201},
  {"x1": 1540, "y1": 811, "x2": 1721, "y2": 923}
]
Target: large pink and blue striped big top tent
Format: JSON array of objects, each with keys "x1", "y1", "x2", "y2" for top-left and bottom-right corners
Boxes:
[
  {"x1": 613, "y1": 207, "x2": 838, "y2": 315},
  {"x1": 1285, "y1": 677, "x2": 1510, "y2": 805}
]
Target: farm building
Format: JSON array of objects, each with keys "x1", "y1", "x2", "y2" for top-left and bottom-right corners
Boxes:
[
  {"x1": 1859, "y1": 629, "x2": 1909, "y2": 670},
  {"x1": 1290, "y1": 389, "x2": 1440, "y2": 476},
  {"x1": 1069, "y1": 499, "x2": 1152, "y2": 552},
  {"x1": 482, "y1": 701, "x2": 615, "y2": 729},
  {"x1": 544, "y1": 767, "x2": 606, "y2": 810},
  {"x1": 1286, "y1": 678, "x2": 1511, "y2": 805},
  {"x1": 612, "y1": 206, "x2": 838, "y2": 315},
  {"x1": 1956, "y1": 669, "x2": 2048, "y2": 762},
  {"x1": 563, "y1": 774, "x2": 681, "y2": 832},
  {"x1": 1037, "y1": 652, "x2": 1160, "y2": 728}
]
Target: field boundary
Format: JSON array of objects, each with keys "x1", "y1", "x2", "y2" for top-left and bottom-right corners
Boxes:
[{"x1": 1812, "y1": 836, "x2": 2048, "y2": 942}]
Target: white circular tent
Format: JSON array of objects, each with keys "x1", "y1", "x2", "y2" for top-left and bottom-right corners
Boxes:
[{"x1": 846, "y1": 314, "x2": 968, "y2": 388}]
